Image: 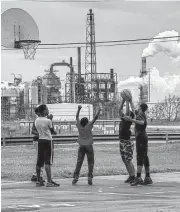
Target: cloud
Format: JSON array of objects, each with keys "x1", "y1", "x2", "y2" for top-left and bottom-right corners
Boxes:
[
  {"x1": 142, "y1": 30, "x2": 180, "y2": 62},
  {"x1": 118, "y1": 66, "x2": 180, "y2": 102}
]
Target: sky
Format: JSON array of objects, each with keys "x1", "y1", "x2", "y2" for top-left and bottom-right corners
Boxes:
[{"x1": 1, "y1": 0, "x2": 180, "y2": 102}]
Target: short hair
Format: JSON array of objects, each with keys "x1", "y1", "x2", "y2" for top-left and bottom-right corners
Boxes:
[
  {"x1": 80, "y1": 117, "x2": 89, "y2": 127},
  {"x1": 140, "y1": 103, "x2": 148, "y2": 112},
  {"x1": 129, "y1": 111, "x2": 135, "y2": 119},
  {"x1": 35, "y1": 107, "x2": 39, "y2": 115},
  {"x1": 38, "y1": 104, "x2": 47, "y2": 115}
]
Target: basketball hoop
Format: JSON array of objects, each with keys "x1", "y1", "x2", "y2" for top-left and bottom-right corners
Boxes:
[
  {"x1": 1, "y1": 8, "x2": 40, "y2": 60},
  {"x1": 15, "y1": 40, "x2": 41, "y2": 60}
]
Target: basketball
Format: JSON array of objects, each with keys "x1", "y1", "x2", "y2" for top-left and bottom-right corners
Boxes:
[{"x1": 120, "y1": 89, "x2": 132, "y2": 101}]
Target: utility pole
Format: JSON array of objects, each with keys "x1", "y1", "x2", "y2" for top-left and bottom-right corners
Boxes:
[{"x1": 149, "y1": 69, "x2": 150, "y2": 102}]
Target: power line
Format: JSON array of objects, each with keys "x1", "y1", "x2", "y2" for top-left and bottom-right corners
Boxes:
[
  {"x1": 39, "y1": 35, "x2": 180, "y2": 46},
  {"x1": 1, "y1": 38, "x2": 179, "y2": 51},
  {"x1": 1, "y1": 0, "x2": 103, "y2": 2},
  {"x1": 96, "y1": 39, "x2": 179, "y2": 48}
]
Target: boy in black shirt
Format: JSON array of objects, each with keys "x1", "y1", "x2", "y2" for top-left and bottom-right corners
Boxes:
[
  {"x1": 124, "y1": 103, "x2": 153, "y2": 186},
  {"x1": 119, "y1": 99, "x2": 135, "y2": 184}
]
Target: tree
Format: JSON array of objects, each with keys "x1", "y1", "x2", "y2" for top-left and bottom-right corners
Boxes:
[
  {"x1": 163, "y1": 95, "x2": 180, "y2": 121},
  {"x1": 148, "y1": 95, "x2": 180, "y2": 121}
]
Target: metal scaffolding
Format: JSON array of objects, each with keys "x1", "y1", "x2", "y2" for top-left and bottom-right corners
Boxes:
[{"x1": 85, "y1": 9, "x2": 97, "y2": 102}]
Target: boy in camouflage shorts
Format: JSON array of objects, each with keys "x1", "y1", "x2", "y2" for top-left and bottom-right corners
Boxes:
[{"x1": 119, "y1": 99, "x2": 135, "y2": 184}]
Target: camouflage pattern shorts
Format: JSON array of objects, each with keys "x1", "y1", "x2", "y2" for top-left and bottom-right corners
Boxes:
[{"x1": 119, "y1": 139, "x2": 134, "y2": 163}]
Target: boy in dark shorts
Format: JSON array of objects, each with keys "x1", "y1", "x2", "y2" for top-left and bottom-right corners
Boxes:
[
  {"x1": 119, "y1": 99, "x2": 135, "y2": 184},
  {"x1": 35, "y1": 104, "x2": 59, "y2": 187},
  {"x1": 31, "y1": 107, "x2": 44, "y2": 182},
  {"x1": 124, "y1": 103, "x2": 153, "y2": 186},
  {"x1": 72, "y1": 105, "x2": 101, "y2": 185}
]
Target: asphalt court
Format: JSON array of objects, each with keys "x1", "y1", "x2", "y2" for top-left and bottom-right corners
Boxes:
[{"x1": 2, "y1": 172, "x2": 180, "y2": 212}]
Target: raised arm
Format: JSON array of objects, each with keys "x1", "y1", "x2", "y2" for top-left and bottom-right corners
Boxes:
[
  {"x1": 91, "y1": 107, "x2": 101, "y2": 125},
  {"x1": 123, "y1": 113, "x2": 145, "y2": 125},
  {"x1": 129, "y1": 99, "x2": 135, "y2": 113},
  {"x1": 133, "y1": 112, "x2": 145, "y2": 125},
  {"x1": 125, "y1": 101, "x2": 130, "y2": 115},
  {"x1": 119, "y1": 98, "x2": 125, "y2": 118},
  {"x1": 76, "y1": 105, "x2": 82, "y2": 120}
]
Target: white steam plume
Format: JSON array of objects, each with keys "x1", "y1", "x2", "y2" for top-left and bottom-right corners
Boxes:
[
  {"x1": 142, "y1": 30, "x2": 180, "y2": 61},
  {"x1": 118, "y1": 67, "x2": 180, "y2": 102}
]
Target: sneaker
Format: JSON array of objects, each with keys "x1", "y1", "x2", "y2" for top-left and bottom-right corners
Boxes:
[
  {"x1": 46, "y1": 180, "x2": 60, "y2": 187},
  {"x1": 88, "y1": 177, "x2": 93, "y2": 185},
  {"x1": 124, "y1": 176, "x2": 131, "y2": 183},
  {"x1": 39, "y1": 176, "x2": 45, "y2": 183},
  {"x1": 31, "y1": 175, "x2": 37, "y2": 182},
  {"x1": 142, "y1": 177, "x2": 153, "y2": 185},
  {"x1": 130, "y1": 177, "x2": 143, "y2": 186},
  {"x1": 72, "y1": 178, "x2": 78, "y2": 185},
  {"x1": 129, "y1": 176, "x2": 136, "y2": 184},
  {"x1": 124, "y1": 176, "x2": 135, "y2": 183},
  {"x1": 36, "y1": 180, "x2": 45, "y2": 187}
]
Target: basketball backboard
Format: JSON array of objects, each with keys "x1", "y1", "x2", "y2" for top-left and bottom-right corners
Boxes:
[{"x1": 1, "y1": 8, "x2": 40, "y2": 59}]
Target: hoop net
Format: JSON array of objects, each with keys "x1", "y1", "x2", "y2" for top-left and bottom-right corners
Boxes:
[{"x1": 15, "y1": 40, "x2": 41, "y2": 60}]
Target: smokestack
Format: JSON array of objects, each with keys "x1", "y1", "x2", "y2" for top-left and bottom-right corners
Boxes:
[
  {"x1": 110, "y1": 69, "x2": 115, "y2": 93},
  {"x1": 78, "y1": 47, "x2": 81, "y2": 83},
  {"x1": 141, "y1": 57, "x2": 147, "y2": 76},
  {"x1": 110, "y1": 69, "x2": 114, "y2": 80},
  {"x1": 140, "y1": 57, "x2": 148, "y2": 103},
  {"x1": 70, "y1": 57, "x2": 75, "y2": 103}
]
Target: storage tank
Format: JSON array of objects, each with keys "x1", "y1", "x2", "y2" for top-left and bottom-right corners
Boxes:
[
  {"x1": 41, "y1": 84, "x2": 48, "y2": 104},
  {"x1": 24, "y1": 83, "x2": 29, "y2": 105},
  {"x1": 30, "y1": 86, "x2": 38, "y2": 105},
  {"x1": 1, "y1": 87, "x2": 19, "y2": 97},
  {"x1": 42, "y1": 71, "x2": 61, "y2": 89},
  {"x1": 42, "y1": 70, "x2": 61, "y2": 103}
]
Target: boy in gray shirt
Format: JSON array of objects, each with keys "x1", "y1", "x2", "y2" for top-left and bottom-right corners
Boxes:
[{"x1": 72, "y1": 105, "x2": 101, "y2": 185}]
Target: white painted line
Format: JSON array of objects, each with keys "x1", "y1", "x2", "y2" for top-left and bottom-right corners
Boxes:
[
  {"x1": 143, "y1": 191, "x2": 178, "y2": 195},
  {"x1": 7, "y1": 205, "x2": 40, "y2": 209},
  {"x1": 1, "y1": 181, "x2": 32, "y2": 185},
  {"x1": 49, "y1": 203, "x2": 75, "y2": 207},
  {"x1": 5, "y1": 203, "x2": 75, "y2": 209}
]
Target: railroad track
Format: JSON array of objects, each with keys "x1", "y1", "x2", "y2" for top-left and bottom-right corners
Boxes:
[{"x1": 1, "y1": 132, "x2": 180, "y2": 146}]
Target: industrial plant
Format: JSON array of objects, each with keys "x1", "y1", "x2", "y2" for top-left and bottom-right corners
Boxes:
[{"x1": 1, "y1": 9, "x2": 148, "y2": 122}]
